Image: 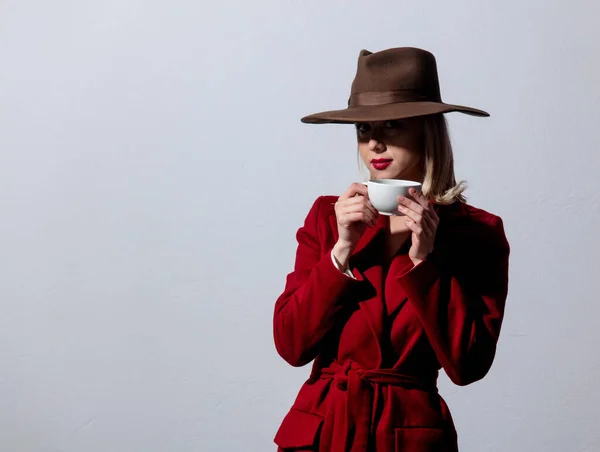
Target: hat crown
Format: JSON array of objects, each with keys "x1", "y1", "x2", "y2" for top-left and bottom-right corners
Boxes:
[
  {"x1": 299, "y1": 46, "x2": 488, "y2": 124},
  {"x1": 350, "y1": 47, "x2": 442, "y2": 102}
]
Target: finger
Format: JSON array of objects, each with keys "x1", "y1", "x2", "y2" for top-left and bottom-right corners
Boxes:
[
  {"x1": 409, "y1": 188, "x2": 430, "y2": 209},
  {"x1": 345, "y1": 211, "x2": 376, "y2": 226},
  {"x1": 342, "y1": 202, "x2": 375, "y2": 217},
  {"x1": 422, "y1": 210, "x2": 437, "y2": 232},
  {"x1": 410, "y1": 189, "x2": 439, "y2": 228},
  {"x1": 402, "y1": 211, "x2": 431, "y2": 235},
  {"x1": 429, "y1": 204, "x2": 439, "y2": 225},
  {"x1": 342, "y1": 203, "x2": 377, "y2": 224},
  {"x1": 405, "y1": 218, "x2": 424, "y2": 236},
  {"x1": 360, "y1": 199, "x2": 379, "y2": 219},
  {"x1": 397, "y1": 204, "x2": 423, "y2": 225},
  {"x1": 398, "y1": 195, "x2": 424, "y2": 216},
  {"x1": 399, "y1": 192, "x2": 437, "y2": 228},
  {"x1": 339, "y1": 182, "x2": 369, "y2": 201},
  {"x1": 339, "y1": 195, "x2": 379, "y2": 218},
  {"x1": 403, "y1": 203, "x2": 435, "y2": 233}
]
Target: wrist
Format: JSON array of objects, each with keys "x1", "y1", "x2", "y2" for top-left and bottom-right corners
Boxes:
[
  {"x1": 409, "y1": 257, "x2": 423, "y2": 267},
  {"x1": 333, "y1": 241, "x2": 353, "y2": 270}
]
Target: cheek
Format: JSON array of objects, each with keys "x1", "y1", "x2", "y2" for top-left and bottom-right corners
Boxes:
[
  {"x1": 358, "y1": 145, "x2": 370, "y2": 164},
  {"x1": 386, "y1": 148, "x2": 423, "y2": 178},
  {"x1": 388, "y1": 147, "x2": 420, "y2": 165}
]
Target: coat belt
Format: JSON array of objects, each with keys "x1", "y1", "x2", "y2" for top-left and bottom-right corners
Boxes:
[{"x1": 318, "y1": 360, "x2": 437, "y2": 451}]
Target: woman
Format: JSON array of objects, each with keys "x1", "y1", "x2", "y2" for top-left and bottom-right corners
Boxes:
[{"x1": 273, "y1": 47, "x2": 510, "y2": 452}]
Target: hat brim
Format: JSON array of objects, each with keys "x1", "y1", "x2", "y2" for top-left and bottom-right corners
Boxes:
[{"x1": 300, "y1": 101, "x2": 489, "y2": 124}]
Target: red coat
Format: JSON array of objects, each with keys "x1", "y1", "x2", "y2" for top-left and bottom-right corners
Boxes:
[{"x1": 273, "y1": 196, "x2": 510, "y2": 452}]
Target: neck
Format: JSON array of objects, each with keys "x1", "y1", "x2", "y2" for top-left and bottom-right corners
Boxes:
[
  {"x1": 388, "y1": 215, "x2": 411, "y2": 235},
  {"x1": 383, "y1": 215, "x2": 411, "y2": 262}
]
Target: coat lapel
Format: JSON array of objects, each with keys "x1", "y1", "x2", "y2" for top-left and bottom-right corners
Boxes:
[
  {"x1": 328, "y1": 214, "x2": 388, "y2": 366},
  {"x1": 324, "y1": 201, "x2": 448, "y2": 367},
  {"x1": 383, "y1": 203, "x2": 444, "y2": 314},
  {"x1": 385, "y1": 253, "x2": 412, "y2": 314},
  {"x1": 327, "y1": 211, "x2": 388, "y2": 257}
]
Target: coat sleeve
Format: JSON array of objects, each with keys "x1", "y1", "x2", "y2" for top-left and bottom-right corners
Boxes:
[
  {"x1": 273, "y1": 196, "x2": 359, "y2": 367},
  {"x1": 397, "y1": 216, "x2": 510, "y2": 386}
]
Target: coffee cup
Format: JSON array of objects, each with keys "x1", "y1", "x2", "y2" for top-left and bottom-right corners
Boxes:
[{"x1": 362, "y1": 179, "x2": 422, "y2": 216}]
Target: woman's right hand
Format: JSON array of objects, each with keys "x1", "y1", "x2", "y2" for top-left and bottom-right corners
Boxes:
[{"x1": 332, "y1": 183, "x2": 378, "y2": 270}]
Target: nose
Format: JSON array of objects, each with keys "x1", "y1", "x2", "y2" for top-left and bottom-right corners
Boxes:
[{"x1": 368, "y1": 138, "x2": 386, "y2": 153}]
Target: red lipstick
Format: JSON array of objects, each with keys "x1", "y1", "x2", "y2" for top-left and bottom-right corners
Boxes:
[{"x1": 371, "y1": 158, "x2": 392, "y2": 170}]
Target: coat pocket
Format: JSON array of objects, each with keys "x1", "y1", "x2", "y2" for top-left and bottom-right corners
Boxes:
[
  {"x1": 274, "y1": 408, "x2": 324, "y2": 450},
  {"x1": 394, "y1": 427, "x2": 454, "y2": 452}
]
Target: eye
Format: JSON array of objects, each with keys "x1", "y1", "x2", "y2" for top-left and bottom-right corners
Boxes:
[
  {"x1": 355, "y1": 123, "x2": 372, "y2": 134},
  {"x1": 384, "y1": 120, "x2": 407, "y2": 130}
]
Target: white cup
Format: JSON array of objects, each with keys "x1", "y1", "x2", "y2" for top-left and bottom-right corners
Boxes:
[{"x1": 363, "y1": 179, "x2": 422, "y2": 216}]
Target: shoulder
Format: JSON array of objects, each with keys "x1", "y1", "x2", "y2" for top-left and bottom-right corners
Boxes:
[
  {"x1": 441, "y1": 202, "x2": 504, "y2": 227},
  {"x1": 303, "y1": 195, "x2": 338, "y2": 222},
  {"x1": 296, "y1": 195, "x2": 339, "y2": 248},
  {"x1": 437, "y1": 202, "x2": 509, "y2": 252}
]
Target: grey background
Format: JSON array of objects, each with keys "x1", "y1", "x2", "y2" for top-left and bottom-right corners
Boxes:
[{"x1": 1, "y1": 0, "x2": 599, "y2": 451}]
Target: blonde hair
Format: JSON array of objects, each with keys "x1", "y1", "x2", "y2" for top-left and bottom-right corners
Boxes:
[{"x1": 420, "y1": 114, "x2": 466, "y2": 205}]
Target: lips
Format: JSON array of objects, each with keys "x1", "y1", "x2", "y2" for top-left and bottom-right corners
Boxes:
[{"x1": 371, "y1": 159, "x2": 392, "y2": 170}]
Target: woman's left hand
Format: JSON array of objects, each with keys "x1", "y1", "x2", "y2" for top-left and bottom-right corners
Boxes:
[{"x1": 397, "y1": 188, "x2": 439, "y2": 266}]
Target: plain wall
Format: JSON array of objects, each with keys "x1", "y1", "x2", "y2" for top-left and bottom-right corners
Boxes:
[{"x1": 1, "y1": 1, "x2": 599, "y2": 451}]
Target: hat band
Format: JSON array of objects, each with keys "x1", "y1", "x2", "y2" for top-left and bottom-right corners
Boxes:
[{"x1": 348, "y1": 89, "x2": 430, "y2": 107}]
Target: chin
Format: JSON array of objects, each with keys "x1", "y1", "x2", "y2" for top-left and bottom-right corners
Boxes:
[{"x1": 371, "y1": 169, "x2": 401, "y2": 180}]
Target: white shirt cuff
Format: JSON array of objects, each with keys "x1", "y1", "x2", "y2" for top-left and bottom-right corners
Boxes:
[{"x1": 331, "y1": 249, "x2": 356, "y2": 279}]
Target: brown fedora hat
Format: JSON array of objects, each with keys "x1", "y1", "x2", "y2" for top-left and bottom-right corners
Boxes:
[{"x1": 301, "y1": 47, "x2": 489, "y2": 124}]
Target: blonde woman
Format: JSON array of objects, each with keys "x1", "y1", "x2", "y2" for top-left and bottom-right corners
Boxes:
[{"x1": 273, "y1": 47, "x2": 510, "y2": 452}]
